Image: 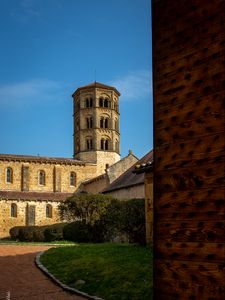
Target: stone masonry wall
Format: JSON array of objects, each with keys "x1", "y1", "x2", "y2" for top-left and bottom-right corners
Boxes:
[
  {"x1": 106, "y1": 152, "x2": 138, "y2": 183},
  {"x1": 105, "y1": 184, "x2": 145, "y2": 200},
  {"x1": 80, "y1": 175, "x2": 109, "y2": 194},
  {"x1": 0, "y1": 160, "x2": 97, "y2": 193},
  {"x1": 0, "y1": 200, "x2": 60, "y2": 238}
]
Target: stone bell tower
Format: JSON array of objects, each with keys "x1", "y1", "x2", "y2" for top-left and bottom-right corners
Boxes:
[{"x1": 72, "y1": 82, "x2": 120, "y2": 175}]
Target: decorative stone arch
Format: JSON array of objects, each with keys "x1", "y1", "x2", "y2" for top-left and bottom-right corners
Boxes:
[
  {"x1": 86, "y1": 135, "x2": 93, "y2": 150},
  {"x1": 86, "y1": 114, "x2": 93, "y2": 128},
  {"x1": 99, "y1": 93, "x2": 111, "y2": 108},
  {"x1": 99, "y1": 113, "x2": 110, "y2": 128},
  {"x1": 100, "y1": 135, "x2": 111, "y2": 150},
  {"x1": 83, "y1": 94, "x2": 93, "y2": 108}
]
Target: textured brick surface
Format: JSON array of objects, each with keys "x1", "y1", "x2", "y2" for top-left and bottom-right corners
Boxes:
[{"x1": 0, "y1": 245, "x2": 87, "y2": 300}]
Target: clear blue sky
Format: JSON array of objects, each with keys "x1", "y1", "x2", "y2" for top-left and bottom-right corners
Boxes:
[{"x1": 0, "y1": 0, "x2": 152, "y2": 160}]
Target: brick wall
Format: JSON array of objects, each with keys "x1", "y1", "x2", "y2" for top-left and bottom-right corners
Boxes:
[{"x1": 152, "y1": 0, "x2": 225, "y2": 298}]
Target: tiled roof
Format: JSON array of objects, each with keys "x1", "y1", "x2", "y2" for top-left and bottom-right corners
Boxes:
[
  {"x1": 0, "y1": 154, "x2": 89, "y2": 165},
  {"x1": 103, "y1": 150, "x2": 153, "y2": 193},
  {"x1": 134, "y1": 160, "x2": 154, "y2": 174},
  {"x1": 72, "y1": 81, "x2": 120, "y2": 96},
  {"x1": 81, "y1": 173, "x2": 107, "y2": 185},
  {"x1": 0, "y1": 191, "x2": 73, "y2": 202}
]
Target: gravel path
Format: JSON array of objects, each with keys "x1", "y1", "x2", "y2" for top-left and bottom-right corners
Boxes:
[{"x1": 0, "y1": 245, "x2": 88, "y2": 300}]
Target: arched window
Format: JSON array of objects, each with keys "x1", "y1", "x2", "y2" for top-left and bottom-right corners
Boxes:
[
  {"x1": 86, "y1": 138, "x2": 93, "y2": 150},
  {"x1": 100, "y1": 117, "x2": 104, "y2": 128},
  {"x1": 6, "y1": 167, "x2": 13, "y2": 183},
  {"x1": 11, "y1": 203, "x2": 17, "y2": 218},
  {"x1": 105, "y1": 139, "x2": 109, "y2": 150},
  {"x1": 46, "y1": 204, "x2": 52, "y2": 218},
  {"x1": 105, "y1": 118, "x2": 109, "y2": 128},
  {"x1": 99, "y1": 97, "x2": 104, "y2": 107},
  {"x1": 100, "y1": 138, "x2": 109, "y2": 150},
  {"x1": 86, "y1": 117, "x2": 93, "y2": 128},
  {"x1": 100, "y1": 117, "x2": 109, "y2": 128},
  {"x1": 70, "y1": 172, "x2": 76, "y2": 186},
  {"x1": 104, "y1": 98, "x2": 109, "y2": 108},
  {"x1": 39, "y1": 170, "x2": 45, "y2": 185},
  {"x1": 85, "y1": 97, "x2": 93, "y2": 108}
]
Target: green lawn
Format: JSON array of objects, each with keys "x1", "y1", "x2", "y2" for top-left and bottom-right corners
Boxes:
[{"x1": 41, "y1": 243, "x2": 153, "y2": 300}]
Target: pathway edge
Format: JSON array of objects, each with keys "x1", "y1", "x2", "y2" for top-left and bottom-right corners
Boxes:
[{"x1": 35, "y1": 251, "x2": 104, "y2": 300}]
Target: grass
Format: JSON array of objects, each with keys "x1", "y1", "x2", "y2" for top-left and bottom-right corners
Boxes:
[{"x1": 40, "y1": 243, "x2": 153, "y2": 300}]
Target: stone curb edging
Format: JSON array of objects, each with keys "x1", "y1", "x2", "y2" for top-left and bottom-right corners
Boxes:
[{"x1": 35, "y1": 251, "x2": 104, "y2": 300}]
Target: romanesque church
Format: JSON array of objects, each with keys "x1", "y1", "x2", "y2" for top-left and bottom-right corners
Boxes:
[{"x1": 0, "y1": 82, "x2": 138, "y2": 238}]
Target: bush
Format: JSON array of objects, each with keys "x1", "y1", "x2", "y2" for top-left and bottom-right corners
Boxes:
[
  {"x1": 63, "y1": 221, "x2": 92, "y2": 243},
  {"x1": 10, "y1": 223, "x2": 67, "y2": 242},
  {"x1": 18, "y1": 226, "x2": 36, "y2": 241},
  {"x1": 58, "y1": 193, "x2": 114, "y2": 224},
  {"x1": 101, "y1": 198, "x2": 146, "y2": 245},
  {"x1": 61, "y1": 197, "x2": 146, "y2": 245},
  {"x1": 33, "y1": 227, "x2": 45, "y2": 242},
  {"x1": 44, "y1": 223, "x2": 66, "y2": 242},
  {"x1": 9, "y1": 226, "x2": 25, "y2": 240}
]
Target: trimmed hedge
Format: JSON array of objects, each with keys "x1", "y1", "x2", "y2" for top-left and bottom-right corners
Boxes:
[
  {"x1": 9, "y1": 197, "x2": 146, "y2": 245},
  {"x1": 63, "y1": 220, "x2": 104, "y2": 243},
  {"x1": 10, "y1": 223, "x2": 66, "y2": 242},
  {"x1": 44, "y1": 223, "x2": 65, "y2": 242},
  {"x1": 10, "y1": 226, "x2": 26, "y2": 240}
]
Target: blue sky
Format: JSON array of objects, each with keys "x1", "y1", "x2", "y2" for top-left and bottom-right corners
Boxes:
[{"x1": 0, "y1": 0, "x2": 152, "y2": 159}]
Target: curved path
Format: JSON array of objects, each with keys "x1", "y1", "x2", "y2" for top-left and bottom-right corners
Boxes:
[{"x1": 0, "y1": 245, "x2": 88, "y2": 300}]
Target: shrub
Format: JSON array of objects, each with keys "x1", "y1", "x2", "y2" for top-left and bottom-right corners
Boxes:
[
  {"x1": 18, "y1": 226, "x2": 36, "y2": 241},
  {"x1": 33, "y1": 227, "x2": 45, "y2": 242},
  {"x1": 58, "y1": 193, "x2": 114, "y2": 224},
  {"x1": 61, "y1": 196, "x2": 146, "y2": 245},
  {"x1": 63, "y1": 221, "x2": 92, "y2": 243},
  {"x1": 10, "y1": 223, "x2": 67, "y2": 242},
  {"x1": 44, "y1": 223, "x2": 66, "y2": 242},
  {"x1": 9, "y1": 226, "x2": 25, "y2": 240},
  {"x1": 102, "y1": 198, "x2": 146, "y2": 245}
]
